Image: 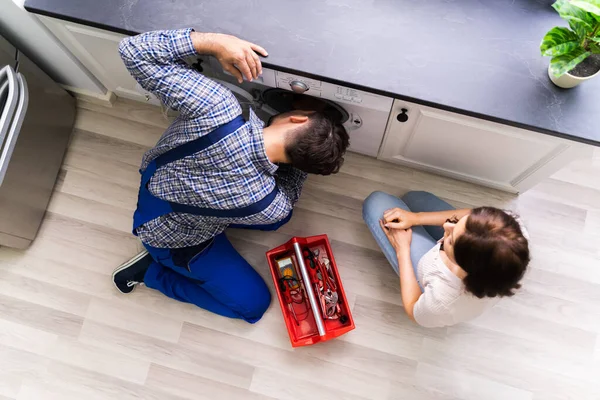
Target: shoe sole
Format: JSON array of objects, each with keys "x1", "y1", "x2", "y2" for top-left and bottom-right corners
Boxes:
[{"x1": 112, "y1": 250, "x2": 149, "y2": 293}]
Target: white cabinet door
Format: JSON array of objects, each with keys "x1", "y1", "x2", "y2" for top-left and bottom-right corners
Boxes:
[
  {"x1": 38, "y1": 16, "x2": 159, "y2": 105},
  {"x1": 379, "y1": 100, "x2": 592, "y2": 193}
]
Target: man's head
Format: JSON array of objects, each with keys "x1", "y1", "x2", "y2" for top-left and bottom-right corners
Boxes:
[{"x1": 264, "y1": 110, "x2": 349, "y2": 175}]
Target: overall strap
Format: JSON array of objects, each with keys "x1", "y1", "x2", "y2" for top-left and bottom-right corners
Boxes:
[
  {"x1": 153, "y1": 115, "x2": 245, "y2": 169},
  {"x1": 169, "y1": 187, "x2": 279, "y2": 218},
  {"x1": 133, "y1": 115, "x2": 279, "y2": 234}
]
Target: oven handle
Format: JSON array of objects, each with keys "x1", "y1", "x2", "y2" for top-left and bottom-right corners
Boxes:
[
  {"x1": 0, "y1": 72, "x2": 28, "y2": 186},
  {"x1": 0, "y1": 65, "x2": 19, "y2": 150}
]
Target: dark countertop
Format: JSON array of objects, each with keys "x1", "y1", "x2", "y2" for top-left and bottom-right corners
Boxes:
[{"x1": 25, "y1": 0, "x2": 600, "y2": 146}]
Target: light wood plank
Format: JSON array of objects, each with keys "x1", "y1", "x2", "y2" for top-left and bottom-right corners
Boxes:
[
  {"x1": 0, "y1": 294, "x2": 83, "y2": 338},
  {"x1": 38, "y1": 212, "x2": 141, "y2": 258},
  {"x1": 0, "y1": 318, "x2": 57, "y2": 358},
  {"x1": 18, "y1": 381, "x2": 109, "y2": 400},
  {"x1": 78, "y1": 320, "x2": 255, "y2": 389},
  {"x1": 69, "y1": 128, "x2": 148, "y2": 168},
  {"x1": 75, "y1": 107, "x2": 164, "y2": 147},
  {"x1": 585, "y1": 209, "x2": 600, "y2": 235},
  {"x1": 0, "y1": 345, "x2": 49, "y2": 399},
  {"x1": 0, "y1": 251, "x2": 114, "y2": 298},
  {"x1": 415, "y1": 362, "x2": 533, "y2": 400},
  {"x1": 419, "y1": 337, "x2": 597, "y2": 400},
  {"x1": 497, "y1": 288, "x2": 600, "y2": 333},
  {"x1": 30, "y1": 362, "x2": 188, "y2": 400},
  {"x1": 44, "y1": 337, "x2": 150, "y2": 384},
  {"x1": 78, "y1": 98, "x2": 171, "y2": 129},
  {"x1": 48, "y1": 191, "x2": 134, "y2": 233},
  {"x1": 527, "y1": 242, "x2": 600, "y2": 285},
  {"x1": 0, "y1": 271, "x2": 90, "y2": 316},
  {"x1": 19, "y1": 232, "x2": 133, "y2": 276},
  {"x1": 466, "y1": 305, "x2": 597, "y2": 358},
  {"x1": 85, "y1": 298, "x2": 183, "y2": 343},
  {"x1": 249, "y1": 368, "x2": 370, "y2": 400},
  {"x1": 299, "y1": 338, "x2": 417, "y2": 383},
  {"x1": 59, "y1": 169, "x2": 138, "y2": 211},
  {"x1": 179, "y1": 322, "x2": 395, "y2": 400},
  {"x1": 436, "y1": 324, "x2": 598, "y2": 382},
  {"x1": 145, "y1": 364, "x2": 276, "y2": 400},
  {"x1": 340, "y1": 295, "x2": 445, "y2": 361},
  {"x1": 63, "y1": 148, "x2": 141, "y2": 189}
]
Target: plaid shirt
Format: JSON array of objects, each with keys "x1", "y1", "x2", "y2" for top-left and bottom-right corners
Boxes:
[{"x1": 119, "y1": 29, "x2": 307, "y2": 248}]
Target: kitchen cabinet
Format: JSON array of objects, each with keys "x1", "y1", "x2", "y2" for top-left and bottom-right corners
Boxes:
[
  {"x1": 37, "y1": 16, "x2": 159, "y2": 105},
  {"x1": 379, "y1": 100, "x2": 592, "y2": 193}
]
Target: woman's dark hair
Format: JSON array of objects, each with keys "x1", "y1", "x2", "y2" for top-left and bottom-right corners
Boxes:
[
  {"x1": 285, "y1": 112, "x2": 349, "y2": 175},
  {"x1": 454, "y1": 207, "x2": 530, "y2": 299}
]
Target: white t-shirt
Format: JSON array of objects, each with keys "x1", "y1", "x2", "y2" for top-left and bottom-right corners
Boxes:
[{"x1": 412, "y1": 243, "x2": 498, "y2": 328}]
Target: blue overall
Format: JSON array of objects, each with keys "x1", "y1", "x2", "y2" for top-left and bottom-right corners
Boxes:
[{"x1": 133, "y1": 116, "x2": 290, "y2": 323}]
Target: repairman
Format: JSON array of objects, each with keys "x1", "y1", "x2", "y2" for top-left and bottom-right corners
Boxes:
[{"x1": 112, "y1": 29, "x2": 349, "y2": 323}]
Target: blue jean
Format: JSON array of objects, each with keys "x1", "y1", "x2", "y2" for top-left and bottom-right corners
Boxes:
[
  {"x1": 142, "y1": 214, "x2": 292, "y2": 324},
  {"x1": 362, "y1": 191, "x2": 454, "y2": 283}
]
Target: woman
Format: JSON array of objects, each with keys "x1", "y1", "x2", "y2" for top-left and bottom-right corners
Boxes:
[{"x1": 362, "y1": 191, "x2": 530, "y2": 328}]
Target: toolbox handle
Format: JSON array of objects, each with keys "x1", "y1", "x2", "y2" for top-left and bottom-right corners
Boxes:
[{"x1": 293, "y1": 241, "x2": 327, "y2": 336}]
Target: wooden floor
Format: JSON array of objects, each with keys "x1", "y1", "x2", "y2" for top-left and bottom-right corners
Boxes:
[{"x1": 1, "y1": 98, "x2": 599, "y2": 400}]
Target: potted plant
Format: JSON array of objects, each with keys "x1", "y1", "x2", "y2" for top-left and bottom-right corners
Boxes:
[{"x1": 540, "y1": 0, "x2": 600, "y2": 88}]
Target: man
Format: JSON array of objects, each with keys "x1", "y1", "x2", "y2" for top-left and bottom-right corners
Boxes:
[{"x1": 112, "y1": 29, "x2": 349, "y2": 323}]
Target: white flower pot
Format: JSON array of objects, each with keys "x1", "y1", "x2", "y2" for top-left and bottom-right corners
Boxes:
[{"x1": 548, "y1": 64, "x2": 600, "y2": 88}]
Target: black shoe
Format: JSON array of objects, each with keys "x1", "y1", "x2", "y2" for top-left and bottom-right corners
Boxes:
[{"x1": 112, "y1": 250, "x2": 153, "y2": 294}]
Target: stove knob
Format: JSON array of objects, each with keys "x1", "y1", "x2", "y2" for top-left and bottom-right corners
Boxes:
[
  {"x1": 289, "y1": 80, "x2": 309, "y2": 93},
  {"x1": 396, "y1": 108, "x2": 409, "y2": 123}
]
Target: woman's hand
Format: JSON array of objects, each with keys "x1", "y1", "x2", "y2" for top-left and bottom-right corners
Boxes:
[
  {"x1": 380, "y1": 220, "x2": 412, "y2": 253},
  {"x1": 383, "y1": 208, "x2": 418, "y2": 230},
  {"x1": 191, "y1": 32, "x2": 268, "y2": 83}
]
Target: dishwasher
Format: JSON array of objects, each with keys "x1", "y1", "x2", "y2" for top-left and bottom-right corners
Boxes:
[{"x1": 0, "y1": 33, "x2": 75, "y2": 249}]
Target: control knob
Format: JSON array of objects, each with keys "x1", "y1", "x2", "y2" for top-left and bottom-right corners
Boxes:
[{"x1": 289, "y1": 80, "x2": 309, "y2": 93}]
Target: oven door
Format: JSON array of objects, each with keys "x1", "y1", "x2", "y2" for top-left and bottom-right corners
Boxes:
[
  {"x1": 211, "y1": 78, "x2": 279, "y2": 123},
  {"x1": 261, "y1": 88, "x2": 349, "y2": 125}
]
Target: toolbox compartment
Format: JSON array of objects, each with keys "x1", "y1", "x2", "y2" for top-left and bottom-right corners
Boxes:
[{"x1": 266, "y1": 234, "x2": 355, "y2": 347}]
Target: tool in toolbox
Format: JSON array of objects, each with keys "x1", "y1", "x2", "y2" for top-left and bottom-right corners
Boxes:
[
  {"x1": 266, "y1": 235, "x2": 355, "y2": 347},
  {"x1": 303, "y1": 247, "x2": 347, "y2": 323}
]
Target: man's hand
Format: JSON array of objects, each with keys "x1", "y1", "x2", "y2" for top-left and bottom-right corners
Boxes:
[
  {"x1": 383, "y1": 208, "x2": 418, "y2": 230},
  {"x1": 380, "y1": 220, "x2": 412, "y2": 253},
  {"x1": 191, "y1": 32, "x2": 268, "y2": 83}
]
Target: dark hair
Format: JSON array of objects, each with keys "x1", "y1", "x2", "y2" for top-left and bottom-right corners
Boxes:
[
  {"x1": 285, "y1": 112, "x2": 349, "y2": 175},
  {"x1": 454, "y1": 207, "x2": 530, "y2": 299}
]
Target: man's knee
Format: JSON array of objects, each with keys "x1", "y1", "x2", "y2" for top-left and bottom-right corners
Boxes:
[{"x1": 238, "y1": 279, "x2": 272, "y2": 324}]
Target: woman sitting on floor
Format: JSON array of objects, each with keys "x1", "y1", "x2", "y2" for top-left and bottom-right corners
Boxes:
[{"x1": 362, "y1": 191, "x2": 530, "y2": 328}]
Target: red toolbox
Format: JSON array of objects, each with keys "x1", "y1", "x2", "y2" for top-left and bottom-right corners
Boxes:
[{"x1": 266, "y1": 235, "x2": 355, "y2": 347}]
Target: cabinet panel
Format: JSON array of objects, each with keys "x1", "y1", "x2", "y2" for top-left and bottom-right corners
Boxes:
[
  {"x1": 379, "y1": 100, "x2": 591, "y2": 193},
  {"x1": 39, "y1": 16, "x2": 159, "y2": 105},
  {"x1": 402, "y1": 109, "x2": 559, "y2": 183}
]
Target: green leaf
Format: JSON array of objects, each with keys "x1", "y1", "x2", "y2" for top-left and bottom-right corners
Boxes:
[
  {"x1": 568, "y1": 20, "x2": 589, "y2": 37},
  {"x1": 540, "y1": 27, "x2": 580, "y2": 56},
  {"x1": 550, "y1": 48, "x2": 591, "y2": 76},
  {"x1": 553, "y1": 0, "x2": 596, "y2": 35},
  {"x1": 570, "y1": 0, "x2": 600, "y2": 18}
]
